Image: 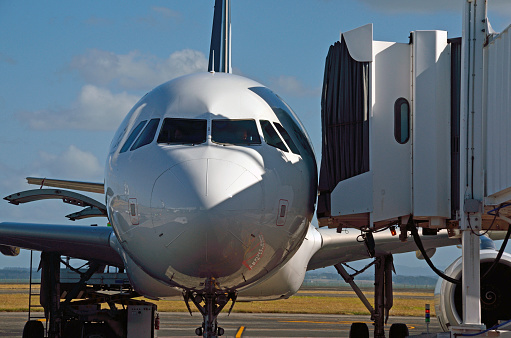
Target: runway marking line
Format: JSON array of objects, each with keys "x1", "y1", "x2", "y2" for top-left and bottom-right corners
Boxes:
[{"x1": 236, "y1": 326, "x2": 245, "y2": 337}]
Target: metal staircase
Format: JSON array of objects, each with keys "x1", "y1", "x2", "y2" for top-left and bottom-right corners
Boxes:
[{"x1": 27, "y1": 250, "x2": 47, "y2": 335}]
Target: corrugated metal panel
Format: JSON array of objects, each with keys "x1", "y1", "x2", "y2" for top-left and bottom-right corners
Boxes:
[{"x1": 485, "y1": 25, "x2": 511, "y2": 201}]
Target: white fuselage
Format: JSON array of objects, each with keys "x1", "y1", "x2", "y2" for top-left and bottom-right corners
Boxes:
[{"x1": 105, "y1": 72, "x2": 317, "y2": 297}]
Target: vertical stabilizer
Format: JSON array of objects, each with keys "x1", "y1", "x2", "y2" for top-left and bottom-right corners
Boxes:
[{"x1": 209, "y1": 0, "x2": 231, "y2": 73}]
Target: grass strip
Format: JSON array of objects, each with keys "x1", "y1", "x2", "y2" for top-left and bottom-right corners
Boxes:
[{"x1": 0, "y1": 291, "x2": 435, "y2": 317}]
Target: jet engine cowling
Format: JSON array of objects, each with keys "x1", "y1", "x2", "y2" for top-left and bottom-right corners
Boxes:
[{"x1": 435, "y1": 250, "x2": 511, "y2": 331}]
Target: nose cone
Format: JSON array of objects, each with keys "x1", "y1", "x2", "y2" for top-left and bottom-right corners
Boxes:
[
  {"x1": 151, "y1": 159, "x2": 264, "y2": 279},
  {"x1": 153, "y1": 158, "x2": 263, "y2": 211}
]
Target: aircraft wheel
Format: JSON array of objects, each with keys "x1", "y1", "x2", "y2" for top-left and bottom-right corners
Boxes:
[
  {"x1": 22, "y1": 320, "x2": 44, "y2": 338},
  {"x1": 389, "y1": 323, "x2": 409, "y2": 338},
  {"x1": 349, "y1": 322, "x2": 369, "y2": 338},
  {"x1": 218, "y1": 326, "x2": 225, "y2": 336}
]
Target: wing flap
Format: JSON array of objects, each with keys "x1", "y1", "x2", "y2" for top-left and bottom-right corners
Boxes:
[
  {"x1": 26, "y1": 177, "x2": 104, "y2": 194},
  {"x1": 4, "y1": 188, "x2": 107, "y2": 220},
  {"x1": 66, "y1": 207, "x2": 106, "y2": 221},
  {"x1": 0, "y1": 222, "x2": 123, "y2": 267}
]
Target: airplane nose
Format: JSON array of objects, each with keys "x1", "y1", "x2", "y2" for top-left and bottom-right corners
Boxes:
[
  {"x1": 152, "y1": 158, "x2": 263, "y2": 210},
  {"x1": 151, "y1": 158, "x2": 264, "y2": 278}
]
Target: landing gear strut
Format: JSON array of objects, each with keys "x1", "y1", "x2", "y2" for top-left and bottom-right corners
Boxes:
[
  {"x1": 374, "y1": 255, "x2": 394, "y2": 338},
  {"x1": 336, "y1": 254, "x2": 395, "y2": 338},
  {"x1": 184, "y1": 279, "x2": 236, "y2": 338}
]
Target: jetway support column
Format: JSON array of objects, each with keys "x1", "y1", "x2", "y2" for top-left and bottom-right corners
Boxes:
[{"x1": 454, "y1": 0, "x2": 487, "y2": 333}]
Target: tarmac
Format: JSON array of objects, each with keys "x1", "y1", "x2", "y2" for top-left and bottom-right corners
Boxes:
[{"x1": 0, "y1": 312, "x2": 442, "y2": 337}]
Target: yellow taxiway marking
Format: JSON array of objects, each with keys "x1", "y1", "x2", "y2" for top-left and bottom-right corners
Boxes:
[{"x1": 235, "y1": 326, "x2": 245, "y2": 337}]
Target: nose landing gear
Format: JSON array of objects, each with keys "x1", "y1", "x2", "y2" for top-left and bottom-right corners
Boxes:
[{"x1": 183, "y1": 279, "x2": 237, "y2": 338}]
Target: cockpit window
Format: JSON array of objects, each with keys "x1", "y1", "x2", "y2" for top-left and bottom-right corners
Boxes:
[
  {"x1": 212, "y1": 119, "x2": 261, "y2": 145},
  {"x1": 250, "y1": 86, "x2": 316, "y2": 160},
  {"x1": 157, "y1": 118, "x2": 207, "y2": 145},
  {"x1": 260, "y1": 120, "x2": 288, "y2": 152},
  {"x1": 131, "y1": 118, "x2": 160, "y2": 151},
  {"x1": 274, "y1": 122, "x2": 300, "y2": 155},
  {"x1": 120, "y1": 120, "x2": 147, "y2": 153}
]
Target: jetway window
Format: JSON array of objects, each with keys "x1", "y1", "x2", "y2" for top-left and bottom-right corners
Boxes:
[
  {"x1": 394, "y1": 98, "x2": 410, "y2": 144},
  {"x1": 131, "y1": 118, "x2": 161, "y2": 151},
  {"x1": 157, "y1": 118, "x2": 207, "y2": 145},
  {"x1": 212, "y1": 119, "x2": 261, "y2": 145},
  {"x1": 260, "y1": 120, "x2": 288, "y2": 152},
  {"x1": 274, "y1": 122, "x2": 300, "y2": 155},
  {"x1": 120, "y1": 120, "x2": 147, "y2": 153}
]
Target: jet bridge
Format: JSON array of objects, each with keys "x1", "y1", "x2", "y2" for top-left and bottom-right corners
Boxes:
[
  {"x1": 317, "y1": 22, "x2": 511, "y2": 233},
  {"x1": 318, "y1": 1, "x2": 511, "y2": 336}
]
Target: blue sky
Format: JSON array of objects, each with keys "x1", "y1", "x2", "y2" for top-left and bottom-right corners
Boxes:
[{"x1": 0, "y1": 1, "x2": 510, "y2": 271}]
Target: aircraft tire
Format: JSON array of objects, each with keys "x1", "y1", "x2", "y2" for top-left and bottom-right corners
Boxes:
[
  {"x1": 22, "y1": 320, "x2": 44, "y2": 338},
  {"x1": 389, "y1": 323, "x2": 409, "y2": 338},
  {"x1": 349, "y1": 322, "x2": 369, "y2": 338}
]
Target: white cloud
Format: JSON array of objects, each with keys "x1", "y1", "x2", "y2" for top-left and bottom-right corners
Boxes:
[
  {"x1": 18, "y1": 85, "x2": 139, "y2": 131},
  {"x1": 36, "y1": 145, "x2": 103, "y2": 181},
  {"x1": 269, "y1": 75, "x2": 321, "y2": 98},
  {"x1": 70, "y1": 49, "x2": 208, "y2": 90},
  {"x1": 19, "y1": 48, "x2": 208, "y2": 131}
]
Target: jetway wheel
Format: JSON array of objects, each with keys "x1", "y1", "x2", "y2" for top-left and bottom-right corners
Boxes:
[
  {"x1": 389, "y1": 323, "x2": 409, "y2": 338},
  {"x1": 22, "y1": 320, "x2": 44, "y2": 338},
  {"x1": 349, "y1": 322, "x2": 369, "y2": 338}
]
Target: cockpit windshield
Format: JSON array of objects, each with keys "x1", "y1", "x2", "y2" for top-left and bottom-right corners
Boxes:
[
  {"x1": 157, "y1": 118, "x2": 207, "y2": 145},
  {"x1": 260, "y1": 120, "x2": 288, "y2": 152},
  {"x1": 212, "y1": 119, "x2": 261, "y2": 145}
]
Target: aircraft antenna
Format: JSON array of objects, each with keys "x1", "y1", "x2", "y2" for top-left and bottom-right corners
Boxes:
[{"x1": 208, "y1": 0, "x2": 231, "y2": 73}]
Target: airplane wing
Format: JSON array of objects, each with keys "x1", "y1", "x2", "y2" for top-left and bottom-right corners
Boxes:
[
  {"x1": 0, "y1": 222, "x2": 123, "y2": 267},
  {"x1": 307, "y1": 228, "x2": 458, "y2": 270},
  {"x1": 1, "y1": 180, "x2": 121, "y2": 266}
]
